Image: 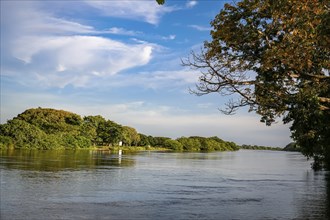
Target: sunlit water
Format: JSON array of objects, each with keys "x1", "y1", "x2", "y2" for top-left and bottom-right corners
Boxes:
[{"x1": 0, "y1": 149, "x2": 329, "y2": 219}]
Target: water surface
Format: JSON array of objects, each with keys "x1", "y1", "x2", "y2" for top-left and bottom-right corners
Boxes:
[{"x1": 0, "y1": 149, "x2": 329, "y2": 219}]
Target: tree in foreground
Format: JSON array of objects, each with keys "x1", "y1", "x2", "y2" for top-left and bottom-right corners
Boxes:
[{"x1": 177, "y1": 0, "x2": 329, "y2": 169}]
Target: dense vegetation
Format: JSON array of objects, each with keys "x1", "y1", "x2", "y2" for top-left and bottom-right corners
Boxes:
[
  {"x1": 0, "y1": 108, "x2": 139, "y2": 150},
  {"x1": 0, "y1": 108, "x2": 239, "y2": 151},
  {"x1": 240, "y1": 145, "x2": 282, "y2": 151}
]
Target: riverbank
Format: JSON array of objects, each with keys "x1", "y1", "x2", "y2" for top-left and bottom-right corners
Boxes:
[{"x1": 94, "y1": 146, "x2": 171, "y2": 153}]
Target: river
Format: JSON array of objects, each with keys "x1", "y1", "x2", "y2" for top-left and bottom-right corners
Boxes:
[{"x1": 0, "y1": 149, "x2": 329, "y2": 219}]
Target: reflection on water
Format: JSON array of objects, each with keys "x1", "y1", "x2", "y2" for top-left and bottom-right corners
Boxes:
[
  {"x1": 0, "y1": 149, "x2": 135, "y2": 171},
  {"x1": 0, "y1": 150, "x2": 329, "y2": 219}
]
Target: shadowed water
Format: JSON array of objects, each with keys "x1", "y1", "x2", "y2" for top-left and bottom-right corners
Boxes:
[{"x1": 0, "y1": 149, "x2": 329, "y2": 219}]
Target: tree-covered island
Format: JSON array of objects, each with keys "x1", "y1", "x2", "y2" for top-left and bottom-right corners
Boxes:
[{"x1": 0, "y1": 108, "x2": 244, "y2": 152}]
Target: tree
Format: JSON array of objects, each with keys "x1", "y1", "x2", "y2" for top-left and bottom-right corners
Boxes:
[
  {"x1": 82, "y1": 115, "x2": 106, "y2": 145},
  {"x1": 83, "y1": 115, "x2": 106, "y2": 127},
  {"x1": 122, "y1": 126, "x2": 140, "y2": 146},
  {"x1": 0, "y1": 119, "x2": 48, "y2": 149},
  {"x1": 97, "y1": 120, "x2": 123, "y2": 146},
  {"x1": 180, "y1": 0, "x2": 329, "y2": 170},
  {"x1": 177, "y1": 137, "x2": 200, "y2": 151},
  {"x1": 14, "y1": 107, "x2": 83, "y2": 134},
  {"x1": 152, "y1": 136, "x2": 171, "y2": 147},
  {"x1": 138, "y1": 133, "x2": 151, "y2": 146},
  {"x1": 163, "y1": 139, "x2": 183, "y2": 151}
]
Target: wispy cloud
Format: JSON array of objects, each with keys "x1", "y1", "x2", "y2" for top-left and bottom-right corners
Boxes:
[
  {"x1": 186, "y1": 0, "x2": 198, "y2": 8},
  {"x1": 104, "y1": 27, "x2": 141, "y2": 36},
  {"x1": 162, "y1": 34, "x2": 176, "y2": 40},
  {"x1": 189, "y1": 24, "x2": 211, "y2": 31},
  {"x1": 85, "y1": 0, "x2": 175, "y2": 25}
]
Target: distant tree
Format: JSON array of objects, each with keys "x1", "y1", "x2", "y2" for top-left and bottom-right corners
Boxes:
[
  {"x1": 177, "y1": 137, "x2": 201, "y2": 151},
  {"x1": 200, "y1": 139, "x2": 219, "y2": 151},
  {"x1": 163, "y1": 139, "x2": 183, "y2": 151},
  {"x1": 61, "y1": 134, "x2": 91, "y2": 149},
  {"x1": 0, "y1": 108, "x2": 241, "y2": 152},
  {"x1": 151, "y1": 136, "x2": 171, "y2": 147},
  {"x1": 138, "y1": 133, "x2": 150, "y2": 146},
  {"x1": 14, "y1": 108, "x2": 82, "y2": 134},
  {"x1": 97, "y1": 120, "x2": 123, "y2": 146},
  {"x1": 226, "y1": 141, "x2": 240, "y2": 151},
  {"x1": 83, "y1": 115, "x2": 106, "y2": 127},
  {"x1": 180, "y1": 0, "x2": 330, "y2": 170},
  {"x1": 82, "y1": 115, "x2": 106, "y2": 145},
  {"x1": 177, "y1": 136, "x2": 239, "y2": 151},
  {"x1": 209, "y1": 136, "x2": 225, "y2": 144},
  {"x1": 122, "y1": 126, "x2": 140, "y2": 146},
  {"x1": 79, "y1": 123, "x2": 98, "y2": 145},
  {"x1": 65, "y1": 114, "x2": 82, "y2": 126}
]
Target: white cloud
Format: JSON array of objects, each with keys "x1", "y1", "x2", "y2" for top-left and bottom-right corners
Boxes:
[
  {"x1": 189, "y1": 24, "x2": 211, "y2": 31},
  {"x1": 1, "y1": 1, "x2": 96, "y2": 36},
  {"x1": 9, "y1": 35, "x2": 153, "y2": 87},
  {"x1": 56, "y1": 64, "x2": 66, "y2": 72},
  {"x1": 85, "y1": 0, "x2": 175, "y2": 25},
  {"x1": 186, "y1": 1, "x2": 198, "y2": 8},
  {"x1": 1, "y1": 2, "x2": 155, "y2": 88}
]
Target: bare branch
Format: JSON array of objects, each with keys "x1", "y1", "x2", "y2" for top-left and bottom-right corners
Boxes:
[{"x1": 319, "y1": 97, "x2": 330, "y2": 103}]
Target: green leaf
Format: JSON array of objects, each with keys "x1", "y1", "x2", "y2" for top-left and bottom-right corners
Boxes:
[{"x1": 156, "y1": 0, "x2": 165, "y2": 5}]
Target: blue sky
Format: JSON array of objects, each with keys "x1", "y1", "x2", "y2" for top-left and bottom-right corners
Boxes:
[{"x1": 0, "y1": 0, "x2": 291, "y2": 146}]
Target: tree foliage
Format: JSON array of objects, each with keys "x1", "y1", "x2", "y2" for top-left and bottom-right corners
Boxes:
[
  {"x1": 0, "y1": 108, "x2": 243, "y2": 153},
  {"x1": 15, "y1": 108, "x2": 82, "y2": 134},
  {"x1": 240, "y1": 144, "x2": 282, "y2": 151},
  {"x1": 163, "y1": 139, "x2": 183, "y2": 151},
  {"x1": 97, "y1": 120, "x2": 123, "y2": 146},
  {"x1": 181, "y1": 0, "x2": 330, "y2": 170},
  {"x1": 138, "y1": 133, "x2": 151, "y2": 146},
  {"x1": 156, "y1": 0, "x2": 165, "y2": 5},
  {"x1": 122, "y1": 126, "x2": 140, "y2": 146},
  {"x1": 0, "y1": 108, "x2": 123, "y2": 149},
  {"x1": 177, "y1": 136, "x2": 239, "y2": 151}
]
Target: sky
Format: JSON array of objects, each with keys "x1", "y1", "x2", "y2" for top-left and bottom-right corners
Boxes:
[{"x1": 0, "y1": 0, "x2": 292, "y2": 147}]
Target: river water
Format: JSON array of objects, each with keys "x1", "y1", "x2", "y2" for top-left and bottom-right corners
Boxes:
[{"x1": 0, "y1": 149, "x2": 329, "y2": 219}]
